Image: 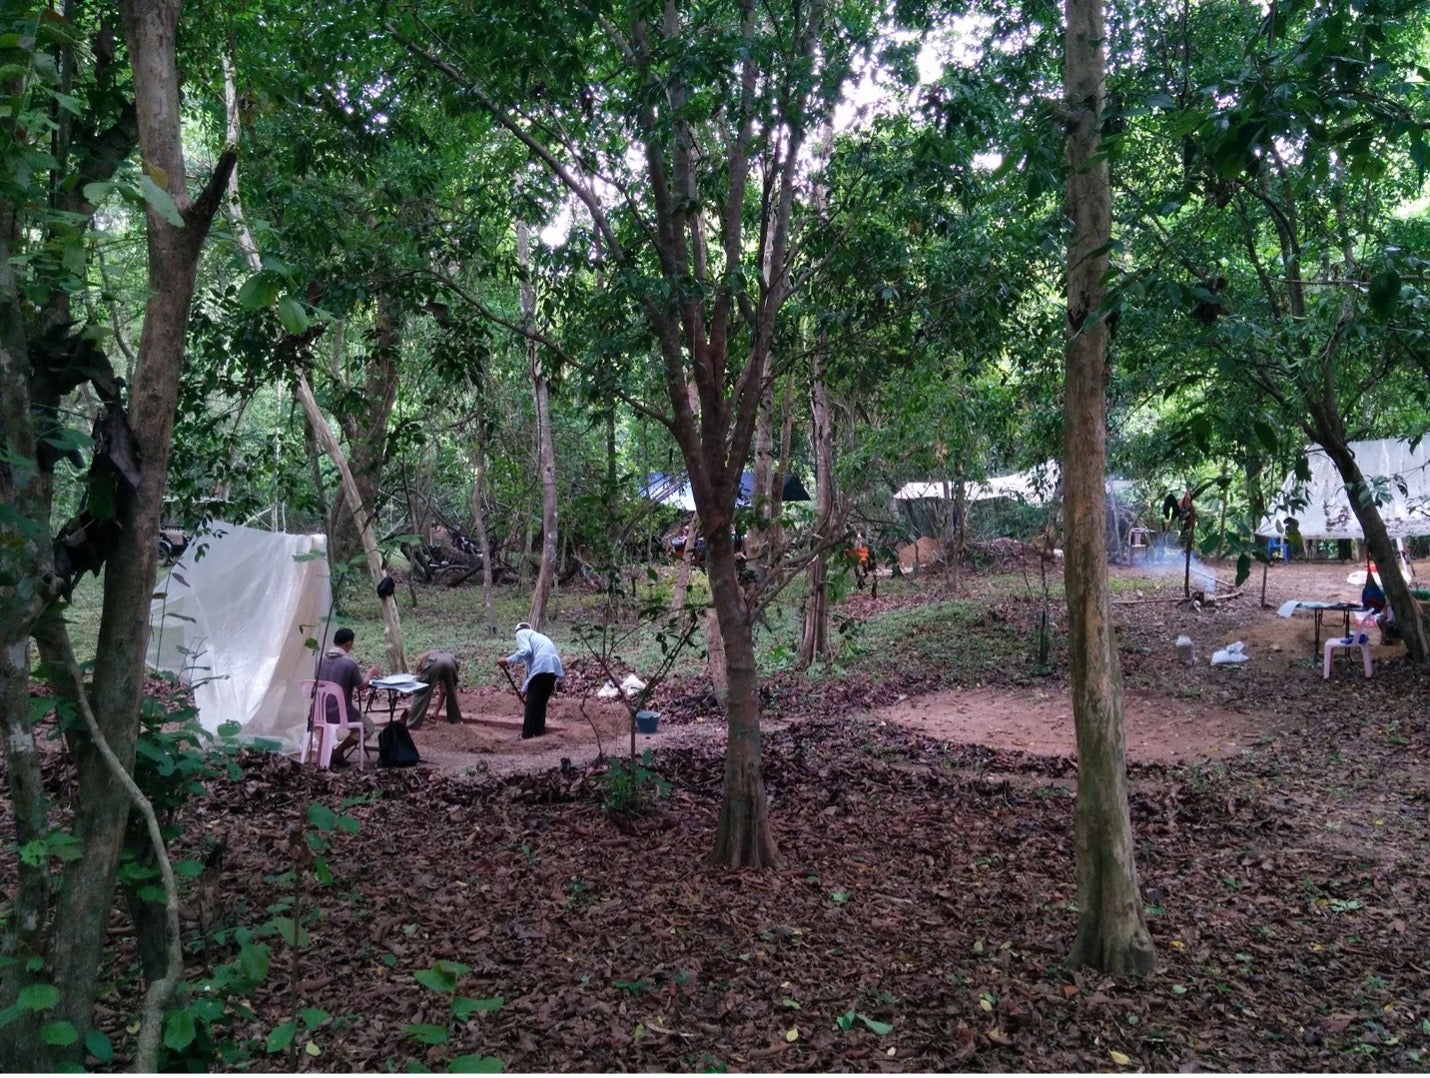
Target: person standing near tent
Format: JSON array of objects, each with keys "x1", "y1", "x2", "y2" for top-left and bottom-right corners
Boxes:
[
  {"x1": 497, "y1": 622, "x2": 563, "y2": 739},
  {"x1": 318, "y1": 627, "x2": 380, "y2": 766},
  {"x1": 404, "y1": 649, "x2": 462, "y2": 729},
  {"x1": 1284, "y1": 517, "x2": 1304, "y2": 561}
]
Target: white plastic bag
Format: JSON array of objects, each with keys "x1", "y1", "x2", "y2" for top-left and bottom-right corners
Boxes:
[
  {"x1": 1175, "y1": 635, "x2": 1196, "y2": 665},
  {"x1": 1210, "y1": 640, "x2": 1249, "y2": 666}
]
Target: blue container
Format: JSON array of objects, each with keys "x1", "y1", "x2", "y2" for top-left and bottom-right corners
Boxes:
[{"x1": 635, "y1": 710, "x2": 660, "y2": 734}]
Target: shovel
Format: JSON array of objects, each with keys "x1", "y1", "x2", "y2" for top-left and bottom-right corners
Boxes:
[{"x1": 499, "y1": 663, "x2": 526, "y2": 703}]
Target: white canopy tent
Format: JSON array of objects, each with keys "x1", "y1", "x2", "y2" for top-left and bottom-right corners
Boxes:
[
  {"x1": 147, "y1": 522, "x2": 332, "y2": 753},
  {"x1": 1258, "y1": 438, "x2": 1430, "y2": 540},
  {"x1": 894, "y1": 461, "x2": 1062, "y2": 506},
  {"x1": 893, "y1": 461, "x2": 1133, "y2": 506}
]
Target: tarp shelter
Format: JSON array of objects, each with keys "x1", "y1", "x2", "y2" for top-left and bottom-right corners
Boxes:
[
  {"x1": 643, "y1": 471, "x2": 811, "y2": 510},
  {"x1": 894, "y1": 461, "x2": 1062, "y2": 507},
  {"x1": 147, "y1": 522, "x2": 331, "y2": 753},
  {"x1": 894, "y1": 462, "x2": 1136, "y2": 543},
  {"x1": 1258, "y1": 438, "x2": 1430, "y2": 540}
]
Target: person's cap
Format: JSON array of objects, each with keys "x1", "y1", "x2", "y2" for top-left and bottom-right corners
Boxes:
[{"x1": 515, "y1": 621, "x2": 531, "y2": 632}]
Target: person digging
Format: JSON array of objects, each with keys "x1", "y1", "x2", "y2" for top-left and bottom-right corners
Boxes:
[
  {"x1": 497, "y1": 622, "x2": 563, "y2": 739},
  {"x1": 403, "y1": 649, "x2": 462, "y2": 730}
]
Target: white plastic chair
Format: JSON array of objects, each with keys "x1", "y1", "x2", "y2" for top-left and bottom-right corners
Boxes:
[
  {"x1": 301, "y1": 680, "x2": 365, "y2": 769},
  {"x1": 1322, "y1": 632, "x2": 1373, "y2": 680}
]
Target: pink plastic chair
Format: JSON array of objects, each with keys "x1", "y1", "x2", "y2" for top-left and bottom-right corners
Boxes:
[
  {"x1": 301, "y1": 680, "x2": 365, "y2": 769},
  {"x1": 1322, "y1": 632, "x2": 1373, "y2": 680}
]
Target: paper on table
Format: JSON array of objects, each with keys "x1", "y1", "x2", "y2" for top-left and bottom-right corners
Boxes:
[{"x1": 372, "y1": 675, "x2": 427, "y2": 692}]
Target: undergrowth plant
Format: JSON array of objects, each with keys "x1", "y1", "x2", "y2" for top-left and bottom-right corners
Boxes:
[
  {"x1": 574, "y1": 568, "x2": 700, "y2": 813},
  {"x1": 599, "y1": 747, "x2": 670, "y2": 814},
  {"x1": 405, "y1": 959, "x2": 505, "y2": 1071}
]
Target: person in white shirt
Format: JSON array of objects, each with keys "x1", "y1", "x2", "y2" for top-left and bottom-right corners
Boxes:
[{"x1": 497, "y1": 622, "x2": 563, "y2": 739}]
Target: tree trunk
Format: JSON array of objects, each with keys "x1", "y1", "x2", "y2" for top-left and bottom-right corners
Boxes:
[
  {"x1": 672, "y1": 510, "x2": 700, "y2": 612},
  {"x1": 331, "y1": 290, "x2": 404, "y2": 569},
  {"x1": 705, "y1": 527, "x2": 780, "y2": 868},
  {"x1": 0, "y1": 24, "x2": 138, "y2": 1066},
  {"x1": 1314, "y1": 424, "x2": 1428, "y2": 662},
  {"x1": 520, "y1": 221, "x2": 558, "y2": 628},
  {"x1": 296, "y1": 375, "x2": 408, "y2": 673},
  {"x1": 471, "y1": 443, "x2": 498, "y2": 635},
  {"x1": 772, "y1": 375, "x2": 796, "y2": 555},
  {"x1": 706, "y1": 604, "x2": 729, "y2": 705},
  {"x1": 799, "y1": 355, "x2": 836, "y2": 667},
  {"x1": 51, "y1": 0, "x2": 238, "y2": 1057},
  {"x1": 1063, "y1": 0, "x2": 1156, "y2": 976},
  {"x1": 746, "y1": 376, "x2": 777, "y2": 564}
]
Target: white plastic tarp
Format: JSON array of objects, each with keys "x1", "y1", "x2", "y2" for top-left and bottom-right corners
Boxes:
[
  {"x1": 894, "y1": 461, "x2": 1063, "y2": 505},
  {"x1": 147, "y1": 522, "x2": 331, "y2": 752},
  {"x1": 1258, "y1": 438, "x2": 1430, "y2": 540}
]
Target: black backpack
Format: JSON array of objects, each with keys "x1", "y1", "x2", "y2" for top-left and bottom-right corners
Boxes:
[{"x1": 377, "y1": 720, "x2": 420, "y2": 768}]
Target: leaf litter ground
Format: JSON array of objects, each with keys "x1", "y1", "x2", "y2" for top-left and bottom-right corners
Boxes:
[{"x1": 12, "y1": 558, "x2": 1430, "y2": 1071}]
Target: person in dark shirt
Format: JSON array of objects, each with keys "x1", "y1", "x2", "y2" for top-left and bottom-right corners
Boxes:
[{"x1": 315, "y1": 627, "x2": 379, "y2": 766}]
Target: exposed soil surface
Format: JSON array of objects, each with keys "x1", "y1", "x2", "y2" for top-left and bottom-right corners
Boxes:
[
  {"x1": 8, "y1": 556, "x2": 1430, "y2": 1073},
  {"x1": 411, "y1": 557, "x2": 1398, "y2": 773}
]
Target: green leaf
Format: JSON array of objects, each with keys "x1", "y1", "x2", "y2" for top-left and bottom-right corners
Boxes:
[
  {"x1": 82, "y1": 180, "x2": 115, "y2": 204},
  {"x1": 174, "y1": 858, "x2": 205, "y2": 878},
  {"x1": 267, "y1": 916, "x2": 309, "y2": 948},
  {"x1": 84, "y1": 1028, "x2": 114, "y2": 1062},
  {"x1": 163, "y1": 1009, "x2": 196, "y2": 1051},
  {"x1": 138, "y1": 173, "x2": 184, "y2": 226},
  {"x1": 857, "y1": 1013, "x2": 893, "y2": 1035},
  {"x1": 1252, "y1": 419, "x2": 1279, "y2": 453},
  {"x1": 277, "y1": 296, "x2": 311, "y2": 335},
  {"x1": 237, "y1": 274, "x2": 280, "y2": 310},
  {"x1": 450, "y1": 1054, "x2": 505, "y2": 1072},
  {"x1": 306, "y1": 802, "x2": 339, "y2": 831},
  {"x1": 452, "y1": 995, "x2": 504, "y2": 1019},
  {"x1": 403, "y1": 1022, "x2": 451, "y2": 1045},
  {"x1": 19, "y1": 984, "x2": 60, "y2": 1011},
  {"x1": 239, "y1": 943, "x2": 270, "y2": 984},
  {"x1": 41, "y1": 1019, "x2": 79, "y2": 1046},
  {"x1": 1367, "y1": 270, "x2": 1401, "y2": 318},
  {"x1": 300, "y1": 1007, "x2": 331, "y2": 1029},
  {"x1": 414, "y1": 967, "x2": 458, "y2": 994},
  {"x1": 267, "y1": 1020, "x2": 297, "y2": 1052},
  {"x1": 836, "y1": 1010, "x2": 855, "y2": 1031}
]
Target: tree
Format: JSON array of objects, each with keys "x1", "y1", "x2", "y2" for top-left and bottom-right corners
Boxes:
[
  {"x1": 389, "y1": 0, "x2": 882, "y2": 866},
  {"x1": 1062, "y1": 0, "x2": 1156, "y2": 975},
  {"x1": 1102, "y1": 0, "x2": 1430, "y2": 653},
  {"x1": 1, "y1": 0, "x2": 236, "y2": 1066},
  {"x1": 519, "y1": 218, "x2": 560, "y2": 628}
]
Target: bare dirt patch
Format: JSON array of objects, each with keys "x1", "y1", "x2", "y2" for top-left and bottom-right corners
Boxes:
[
  {"x1": 389, "y1": 687, "x2": 636, "y2": 778},
  {"x1": 871, "y1": 684, "x2": 1273, "y2": 764}
]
